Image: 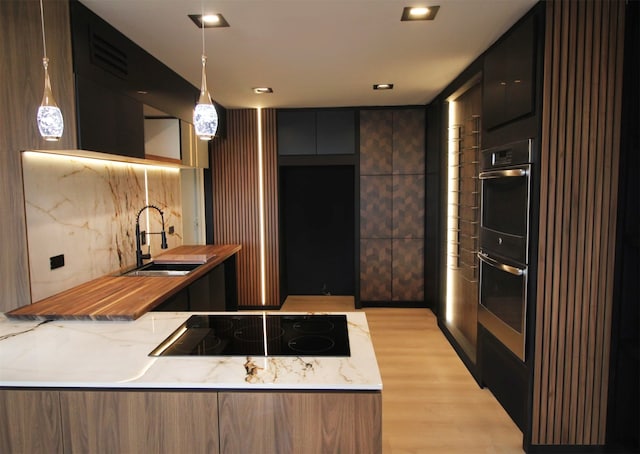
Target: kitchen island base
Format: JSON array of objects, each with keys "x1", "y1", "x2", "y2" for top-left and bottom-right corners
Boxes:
[
  {"x1": 1, "y1": 389, "x2": 381, "y2": 454},
  {"x1": 219, "y1": 391, "x2": 381, "y2": 454}
]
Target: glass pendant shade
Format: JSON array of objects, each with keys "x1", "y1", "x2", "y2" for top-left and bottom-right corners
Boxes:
[
  {"x1": 37, "y1": 58, "x2": 63, "y2": 141},
  {"x1": 193, "y1": 55, "x2": 218, "y2": 141}
]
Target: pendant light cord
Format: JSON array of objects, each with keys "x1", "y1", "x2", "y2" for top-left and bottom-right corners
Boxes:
[
  {"x1": 39, "y1": 0, "x2": 48, "y2": 60},
  {"x1": 201, "y1": 2, "x2": 205, "y2": 58}
]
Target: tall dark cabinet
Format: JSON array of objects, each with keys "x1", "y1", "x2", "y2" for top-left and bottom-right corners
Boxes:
[
  {"x1": 359, "y1": 109, "x2": 425, "y2": 306},
  {"x1": 277, "y1": 109, "x2": 357, "y2": 300}
]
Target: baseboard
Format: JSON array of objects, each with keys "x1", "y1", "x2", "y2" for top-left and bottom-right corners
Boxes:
[
  {"x1": 527, "y1": 444, "x2": 606, "y2": 453},
  {"x1": 437, "y1": 319, "x2": 481, "y2": 384},
  {"x1": 360, "y1": 300, "x2": 430, "y2": 308},
  {"x1": 238, "y1": 305, "x2": 281, "y2": 310}
]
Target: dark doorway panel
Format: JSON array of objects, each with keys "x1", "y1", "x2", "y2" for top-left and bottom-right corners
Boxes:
[{"x1": 280, "y1": 166, "x2": 355, "y2": 296}]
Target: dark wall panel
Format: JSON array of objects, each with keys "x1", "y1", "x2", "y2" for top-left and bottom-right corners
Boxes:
[{"x1": 280, "y1": 166, "x2": 355, "y2": 296}]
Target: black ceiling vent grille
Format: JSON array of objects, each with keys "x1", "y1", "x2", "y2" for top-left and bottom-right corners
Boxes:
[{"x1": 89, "y1": 30, "x2": 128, "y2": 79}]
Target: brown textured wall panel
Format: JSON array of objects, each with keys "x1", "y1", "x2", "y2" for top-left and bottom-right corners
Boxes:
[
  {"x1": 360, "y1": 109, "x2": 425, "y2": 303},
  {"x1": 360, "y1": 239, "x2": 392, "y2": 301},
  {"x1": 392, "y1": 239, "x2": 424, "y2": 301},
  {"x1": 532, "y1": 0, "x2": 624, "y2": 446},
  {"x1": 360, "y1": 110, "x2": 392, "y2": 175},
  {"x1": 392, "y1": 174, "x2": 424, "y2": 238},
  {"x1": 210, "y1": 109, "x2": 279, "y2": 307},
  {"x1": 392, "y1": 109, "x2": 425, "y2": 174},
  {"x1": 360, "y1": 176, "x2": 392, "y2": 238}
]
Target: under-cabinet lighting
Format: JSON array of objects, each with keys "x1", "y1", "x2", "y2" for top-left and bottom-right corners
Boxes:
[
  {"x1": 373, "y1": 83, "x2": 394, "y2": 90},
  {"x1": 22, "y1": 150, "x2": 180, "y2": 173},
  {"x1": 253, "y1": 87, "x2": 273, "y2": 94}
]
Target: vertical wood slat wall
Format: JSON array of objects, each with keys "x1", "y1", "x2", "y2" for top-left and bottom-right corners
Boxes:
[
  {"x1": 210, "y1": 109, "x2": 279, "y2": 307},
  {"x1": 532, "y1": 0, "x2": 625, "y2": 446}
]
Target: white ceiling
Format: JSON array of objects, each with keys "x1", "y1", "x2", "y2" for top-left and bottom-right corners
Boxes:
[{"x1": 79, "y1": 0, "x2": 537, "y2": 109}]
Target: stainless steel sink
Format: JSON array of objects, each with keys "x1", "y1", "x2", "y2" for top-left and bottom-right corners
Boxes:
[{"x1": 123, "y1": 262, "x2": 201, "y2": 277}]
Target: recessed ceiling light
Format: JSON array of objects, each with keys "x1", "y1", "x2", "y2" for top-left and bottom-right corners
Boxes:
[
  {"x1": 188, "y1": 14, "x2": 230, "y2": 28},
  {"x1": 253, "y1": 87, "x2": 273, "y2": 94},
  {"x1": 202, "y1": 14, "x2": 219, "y2": 24},
  {"x1": 401, "y1": 6, "x2": 440, "y2": 21},
  {"x1": 373, "y1": 83, "x2": 394, "y2": 90}
]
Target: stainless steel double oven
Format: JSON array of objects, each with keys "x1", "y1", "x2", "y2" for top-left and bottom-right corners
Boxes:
[{"x1": 478, "y1": 139, "x2": 532, "y2": 361}]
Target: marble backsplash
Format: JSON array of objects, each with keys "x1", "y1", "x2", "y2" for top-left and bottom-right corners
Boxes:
[{"x1": 22, "y1": 152, "x2": 183, "y2": 302}]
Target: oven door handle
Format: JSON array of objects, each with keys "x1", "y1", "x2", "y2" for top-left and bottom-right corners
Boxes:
[
  {"x1": 477, "y1": 252, "x2": 526, "y2": 276},
  {"x1": 478, "y1": 168, "x2": 528, "y2": 179}
]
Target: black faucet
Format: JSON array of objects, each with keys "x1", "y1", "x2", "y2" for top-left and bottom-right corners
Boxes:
[{"x1": 135, "y1": 205, "x2": 169, "y2": 268}]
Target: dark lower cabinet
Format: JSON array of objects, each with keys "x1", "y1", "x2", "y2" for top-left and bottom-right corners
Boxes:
[
  {"x1": 478, "y1": 325, "x2": 527, "y2": 431},
  {"x1": 153, "y1": 261, "x2": 236, "y2": 312},
  {"x1": 189, "y1": 264, "x2": 226, "y2": 311}
]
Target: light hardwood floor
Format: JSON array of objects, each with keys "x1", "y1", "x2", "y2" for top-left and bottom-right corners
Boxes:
[{"x1": 281, "y1": 296, "x2": 524, "y2": 454}]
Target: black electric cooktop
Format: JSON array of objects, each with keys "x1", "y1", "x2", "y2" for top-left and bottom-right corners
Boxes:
[{"x1": 150, "y1": 314, "x2": 351, "y2": 357}]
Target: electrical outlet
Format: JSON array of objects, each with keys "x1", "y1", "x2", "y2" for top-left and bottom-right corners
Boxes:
[
  {"x1": 50, "y1": 254, "x2": 65, "y2": 270},
  {"x1": 168, "y1": 226, "x2": 175, "y2": 234}
]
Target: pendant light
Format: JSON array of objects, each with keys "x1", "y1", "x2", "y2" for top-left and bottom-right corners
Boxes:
[
  {"x1": 36, "y1": 0, "x2": 64, "y2": 141},
  {"x1": 193, "y1": 7, "x2": 218, "y2": 141}
]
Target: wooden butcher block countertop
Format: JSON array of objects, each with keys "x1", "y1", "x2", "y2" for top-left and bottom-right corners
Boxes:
[{"x1": 5, "y1": 244, "x2": 241, "y2": 321}]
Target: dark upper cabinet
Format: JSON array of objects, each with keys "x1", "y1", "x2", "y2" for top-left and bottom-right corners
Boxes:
[
  {"x1": 278, "y1": 110, "x2": 316, "y2": 155},
  {"x1": 69, "y1": 0, "x2": 226, "y2": 157},
  {"x1": 483, "y1": 14, "x2": 536, "y2": 130},
  {"x1": 75, "y1": 75, "x2": 145, "y2": 157},
  {"x1": 317, "y1": 110, "x2": 356, "y2": 155},
  {"x1": 278, "y1": 109, "x2": 356, "y2": 156}
]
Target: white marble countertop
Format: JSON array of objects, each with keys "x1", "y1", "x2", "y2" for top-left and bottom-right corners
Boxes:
[{"x1": 0, "y1": 311, "x2": 382, "y2": 391}]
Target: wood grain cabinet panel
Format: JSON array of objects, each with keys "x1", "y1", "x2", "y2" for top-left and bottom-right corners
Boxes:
[
  {"x1": 0, "y1": 390, "x2": 63, "y2": 454},
  {"x1": 59, "y1": 391, "x2": 219, "y2": 454},
  {"x1": 0, "y1": 0, "x2": 76, "y2": 313},
  {"x1": 218, "y1": 391, "x2": 382, "y2": 454}
]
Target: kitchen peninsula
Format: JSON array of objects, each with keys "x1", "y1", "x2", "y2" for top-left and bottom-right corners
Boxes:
[
  {"x1": 6, "y1": 244, "x2": 241, "y2": 320},
  {"x1": 0, "y1": 311, "x2": 382, "y2": 453}
]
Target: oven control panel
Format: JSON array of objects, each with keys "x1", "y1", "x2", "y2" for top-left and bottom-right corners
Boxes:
[
  {"x1": 491, "y1": 149, "x2": 513, "y2": 166},
  {"x1": 481, "y1": 139, "x2": 532, "y2": 170}
]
